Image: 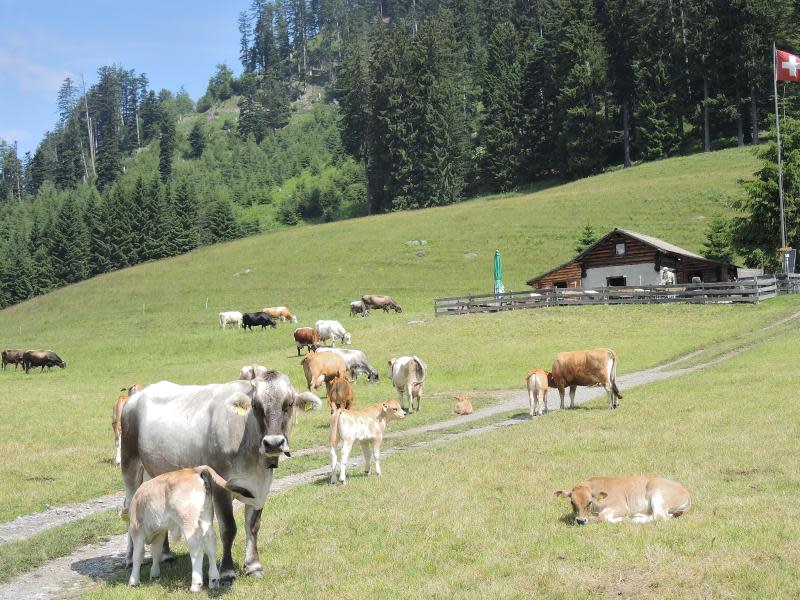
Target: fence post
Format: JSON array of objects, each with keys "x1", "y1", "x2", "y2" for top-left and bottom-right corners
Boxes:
[{"x1": 755, "y1": 275, "x2": 760, "y2": 303}]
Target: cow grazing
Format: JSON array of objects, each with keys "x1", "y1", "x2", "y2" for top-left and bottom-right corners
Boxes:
[
  {"x1": 361, "y1": 294, "x2": 402, "y2": 313},
  {"x1": 555, "y1": 476, "x2": 691, "y2": 525},
  {"x1": 550, "y1": 348, "x2": 622, "y2": 410},
  {"x1": 316, "y1": 347, "x2": 379, "y2": 382},
  {"x1": 22, "y1": 350, "x2": 66, "y2": 374},
  {"x1": 120, "y1": 374, "x2": 322, "y2": 583},
  {"x1": 388, "y1": 356, "x2": 427, "y2": 413},
  {"x1": 127, "y1": 466, "x2": 254, "y2": 592},
  {"x1": 329, "y1": 399, "x2": 405, "y2": 484},
  {"x1": 242, "y1": 312, "x2": 277, "y2": 331},
  {"x1": 219, "y1": 311, "x2": 243, "y2": 330},
  {"x1": 294, "y1": 327, "x2": 320, "y2": 356},
  {"x1": 1, "y1": 349, "x2": 25, "y2": 370},
  {"x1": 113, "y1": 383, "x2": 144, "y2": 465},
  {"x1": 525, "y1": 368, "x2": 556, "y2": 417},
  {"x1": 327, "y1": 375, "x2": 355, "y2": 414},
  {"x1": 239, "y1": 364, "x2": 270, "y2": 380},
  {"x1": 453, "y1": 395, "x2": 473, "y2": 415},
  {"x1": 349, "y1": 300, "x2": 369, "y2": 317},
  {"x1": 301, "y1": 351, "x2": 348, "y2": 393},
  {"x1": 315, "y1": 320, "x2": 352, "y2": 347},
  {"x1": 261, "y1": 306, "x2": 297, "y2": 323}
]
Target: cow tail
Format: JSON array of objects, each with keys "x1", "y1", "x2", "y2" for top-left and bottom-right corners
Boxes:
[
  {"x1": 329, "y1": 409, "x2": 341, "y2": 447},
  {"x1": 609, "y1": 351, "x2": 623, "y2": 399},
  {"x1": 199, "y1": 466, "x2": 254, "y2": 499}
]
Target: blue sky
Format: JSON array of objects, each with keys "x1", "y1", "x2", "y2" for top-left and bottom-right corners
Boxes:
[{"x1": 0, "y1": 1, "x2": 248, "y2": 156}]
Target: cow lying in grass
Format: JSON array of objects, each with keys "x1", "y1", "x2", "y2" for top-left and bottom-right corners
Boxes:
[
  {"x1": 127, "y1": 466, "x2": 254, "y2": 592},
  {"x1": 555, "y1": 476, "x2": 690, "y2": 525},
  {"x1": 329, "y1": 400, "x2": 405, "y2": 484},
  {"x1": 453, "y1": 395, "x2": 473, "y2": 415}
]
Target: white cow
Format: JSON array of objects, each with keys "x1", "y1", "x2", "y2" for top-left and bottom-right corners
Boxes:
[
  {"x1": 315, "y1": 320, "x2": 352, "y2": 347},
  {"x1": 218, "y1": 311, "x2": 243, "y2": 330},
  {"x1": 388, "y1": 355, "x2": 427, "y2": 413}
]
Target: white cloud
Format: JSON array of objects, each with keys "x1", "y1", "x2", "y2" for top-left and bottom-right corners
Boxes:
[{"x1": 0, "y1": 51, "x2": 73, "y2": 93}]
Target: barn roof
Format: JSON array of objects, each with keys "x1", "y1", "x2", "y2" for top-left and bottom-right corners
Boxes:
[{"x1": 526, "y1": 228, "x2": 733, "y2": 287}]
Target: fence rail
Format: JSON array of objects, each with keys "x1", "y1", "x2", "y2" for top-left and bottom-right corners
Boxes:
[{"x1": 433, "y1": 276, "x2": 791, "y2": 317}]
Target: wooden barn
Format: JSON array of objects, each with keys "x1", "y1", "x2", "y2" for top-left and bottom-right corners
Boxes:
[{"x1": 526, "y1": 228, "x2": 738, "y2": 289}]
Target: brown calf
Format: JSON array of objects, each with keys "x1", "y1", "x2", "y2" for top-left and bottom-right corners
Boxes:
[
  {"x1": 453, "y1": 395, "x2": 473, "y2": 415},
  {"x1": 327, "y1": 375, "x2": 355, "y2": 414},
  {"x1": 294, "y1": 327, "x2": 320, "y2": 356}
]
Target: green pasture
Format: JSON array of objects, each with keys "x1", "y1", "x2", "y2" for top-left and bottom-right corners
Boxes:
[{"x1": 83, "y1": 317, "x2": 800, "y2": 600}]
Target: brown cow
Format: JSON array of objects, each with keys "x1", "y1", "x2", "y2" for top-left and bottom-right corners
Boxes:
[
  {"x1": 361, "y1": 294, "x2": 402, "y2": 313},
  {"x1": 525, "y1": 368, "x2": 556, "y2": 416},
  {"x1": 113, "y1": 383, "x2": 144, "y2": 465},
  {"x1": 1, "y1": 349, "x2": 25, "y2": 370},
  {"x1": 551, "y1": 348, "x2": 622, "y2": 410},
  {"x1": 453, "y1": 395, "x2": 473, "y2": 415},
  {"x1": 301, "y1": 351, "x2": 348, "y2": 393},
  {"x1": 327, "y1": 375, "x2": 355, "y2": 414},
  {"x1": 555, "y1": 476, "x2": 691, "y2": 525},
  {"x1": 294, "y1": 327, "x2": 320, "y2": 356},
  {"x1": 261, "y1": 306, "x2": 297, "y2": 323}
]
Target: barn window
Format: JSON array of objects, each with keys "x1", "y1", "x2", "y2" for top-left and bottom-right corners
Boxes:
[
  {"x1": 554, "y1": 281, "x2": 567, "y2": 288},
  {"x1": 615, "y1": 243, "x2": 626, "y2": 256},
  {"x1": 607, "y1": 276, "x2": 627, "y2": 286}
]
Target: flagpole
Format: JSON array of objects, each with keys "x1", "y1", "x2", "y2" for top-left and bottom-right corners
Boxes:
[{"x1": 773, "y1": 42, "x2": 788, "y2": 253}]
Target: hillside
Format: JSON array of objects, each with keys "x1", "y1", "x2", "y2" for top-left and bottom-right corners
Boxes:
[{"x1": 0, "y1": 145, "x2": 783, "y2": 522}]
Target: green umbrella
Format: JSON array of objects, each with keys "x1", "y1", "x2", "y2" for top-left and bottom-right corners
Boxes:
[{"x1": 494, "y1": 249, "x2": 504, "y2": 294}]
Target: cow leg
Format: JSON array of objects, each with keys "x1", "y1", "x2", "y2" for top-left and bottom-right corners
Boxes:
[
  {"x1": 114, "y1": 434, "x2": 122, "y2": 466},
  {"x1": 605, "y1": 384, "x2": 614, "y2": 409},
  {"x1": 212, "y1": 487, "x2": 237, "y2": 585},
  {"x1": 397, "y1": 390, "x2": 406, "y2": 412},
  {"x1": 569, "y1": 385, "x2": 577, "y2": 409},
  {"x1": 558, "y1": 386, "x2": 565, "y2": 409},
  {"x1": 127, "y1": 533, "x2": 145, "y2": 586},
  {"x1": 330, "y1": 445, "x2": 339, "y2": 484},
  {"x1": 373, "y1": 439, "x2": 382, "y2": 476},
  {"x1": 243, "y1": 505, "x2": 264, "y2": 577},
  {"x1": 361, "y1": 441, "x2": 372, "y2": 475},
  {"x1": 406, "y1": 384, "x2": 414, "y2": 413},
  {"x1": 598, "y1": 508, "x2": 624, "y2": 524},
  {"x1": 187, "y1": 531, "x2": 206, "y2": 592},
  {"x1": 339, "y1": 440, "x2": 353, "y2": 483},
  {"x1": 632, "y1": 513, "x2": 654, "y2": 524},
  {"x1": 161, "y1": 533, "x2": 175, "y2": 562},
  {"x1": 205, "y1": 522, "x2": 220, "y2": 589},
  {"x1": 527, "y1": 385, "x2": 535, "y2": 417},
  {"x1": 122, "y1": 462, "x2": 144, "y2": 567},
  {"x1": 149, "y1": 531, "x2": 165, "y2": 580}
]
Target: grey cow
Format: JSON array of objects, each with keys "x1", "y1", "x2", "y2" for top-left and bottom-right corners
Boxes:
[
  {"x1": 120, "y1": 373, "x2": 321, "y2": 584},
  {"x1": 315, "y1": 347, "x2": 380, "y2": 382}
]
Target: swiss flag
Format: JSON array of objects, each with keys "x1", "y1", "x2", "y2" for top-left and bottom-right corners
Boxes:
[{"x1": 777, "y1": 49, "x2": 800, "y2": 82}]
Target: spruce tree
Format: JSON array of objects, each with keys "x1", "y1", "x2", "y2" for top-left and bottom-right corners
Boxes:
[
  {"x1": 141, "y1": 177, "x2": 168, "y2": 260},
  {"x1": 49, "y1": 194, "x2": 90, "y2": 284},
  {"x1": 27, "y1": 218, "x2": 55, "y2": 295},
  {"x1": 207, "y1": 198, "x2": 241, "y2": 243},
  {"x1": 0, "y1": 226, "x2": 34, "y2": 306},
  {"x1": 188, "y1": 122, "x2": 206, "y2": 159},
  {"x1": 702, "y1": 217, "x2": 733, "y2": 263},
  {"x1": 159, "y1": 113, "x2": 176, "y2": 182},
  {"x1": 84, "y1": 190, "x2": 111, "y2": 276},
  {"x1": 94, "y1": 66, "x2": 123, "y2": 190},
  {"x1": 173, "y1": 180, "x2": 199, "y2": 252},
  {"x1": 575, "y1": 224, "x2": 599, "y2": 254}
]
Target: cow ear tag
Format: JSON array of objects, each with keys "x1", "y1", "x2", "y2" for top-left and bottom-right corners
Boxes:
[
  {"x1": 236, "y1": 406, "x2": 247, "y2": 416},
  {"x1": 305, "y1": 402, "x2": 313, "y2": 412}
]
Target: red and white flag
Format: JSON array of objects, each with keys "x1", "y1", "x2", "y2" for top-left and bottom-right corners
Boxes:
[{"x1": 777, "y1": 49, "x2": 800, "y2": 82}]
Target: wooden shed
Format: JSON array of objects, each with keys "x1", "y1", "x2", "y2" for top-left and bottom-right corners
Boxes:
[{"x1": 526, "y1": 228, "x2": 738, "y2": 289}]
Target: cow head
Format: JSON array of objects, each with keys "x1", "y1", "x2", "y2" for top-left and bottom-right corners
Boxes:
[
  {"x1": 381, "y1": 399, "x2": 406, "y2": 421},
  {"x1": 342, "y1": 332, "x2": 352, "y2": 345},
  {"x1": 392, "y1": 304, "x2": 402, "y2": 313},
  {"x1": 233, "y1": 374, "x2": 322, "y2": 468},
  {"x1": 554, "y1": 485, "x2": 607, "y2": 525},
  {"x1": 367, "y1": 367, "x2": 379, "y2": 383}
]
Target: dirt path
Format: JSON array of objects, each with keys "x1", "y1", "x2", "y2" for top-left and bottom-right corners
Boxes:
[{"x1": 0, "y1": 335, "x2": 769, "y2": 600}]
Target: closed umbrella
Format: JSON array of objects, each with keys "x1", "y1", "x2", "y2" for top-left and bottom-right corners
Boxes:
[{"x1": 494, "y1": 249, "x2": 504, "y2": 294}]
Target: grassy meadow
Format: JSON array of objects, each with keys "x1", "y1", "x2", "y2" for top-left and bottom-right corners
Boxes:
[{"x1": 82, "y1": 315, "x2": 800, "y2": 599}]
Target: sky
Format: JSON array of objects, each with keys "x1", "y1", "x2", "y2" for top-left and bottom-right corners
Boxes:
[{"x1": 0, "y1": 0, "x2": 248, "y2": 156}]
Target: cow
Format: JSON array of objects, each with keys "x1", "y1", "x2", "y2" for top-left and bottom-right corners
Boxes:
[
  {"x1": 219, "y1": 311, "x2": 243, "y2": 330},
  {"x1": 242, "y1": 312, "x2": 277, "y2": 331},
  {"x1": 388, "y1": 356, "x2": 427, "y2": 413},
  {"x1": 453, "y1": 395, "x2": 473, "y2": 415},
  {"x1": 239, "y1": 364, "x2": 270, "y2": 381},
  {"x1": 301, "y1": 351, "x2": 348, "y2": 393},
  {"x1": 327, "y1": 375, "x2": 355, "y2": 414},
  {"x1": 120, "y1": 373, "x2": 322, "y2": 584},
  {"x1": 329, "y1": 399, "x2": 406, "y2": 484},
  {"x1": 315, "y1": 320, "x2": 352, "y2": 347},
  {"x1": 525, "y1": 368, "x2": 556, "y2": 417},
  {"x1": 113, "y1": 383, "x2": 144, "y2": 465},
  {"x1": 127, "y1": 466, "x2": 254, "y2": 592},
  {"x1": 22, "y1": 350, "x2": 66, "y2": 373},
  {"x1": 315, "y1": 347, "x2": 379, "y2": 383},
  {"x1": 294, "y1": 327, "x2": 320, "y2": 356},
  {"x1": 261, "y1": 307, "x2": 298, "y2": 323},
  {"x1": 555, "y1": 476, "x2": 691, "y2": 525},
  {"x1": 349, "y1": 300, "x2": 369, "y2": 318},
  {"x1": 361, "y1": 294, "x2": 402, "y2": 313},
  {"x1": 550, "y1": 348, "x2": 622, "y2": 410},
  {"x1": 1, "y1": 349, "x2": 25, "y2": 370}
]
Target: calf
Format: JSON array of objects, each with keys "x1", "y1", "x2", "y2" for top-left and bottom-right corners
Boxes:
[
  {"x1": 329, "y1": 400, "x2": 405, "y2": 484},
  {"x1": 327, "y1": 375, "x2": 355, "y2": 414},
  {"x1": 551, "y1": 348, "x2": 622, "y2": 409},
  {"x1": 218, "y1": 311, "x2": 243, "y2": 330},
  {"x1": 1, "y1": 349, "x2": 25, "y2": 370},
  {"x1": 242, "y1": 312, "x2": 277, "y2": 331},
  {"x1": 453, "y1": 395, "x2": 473, "y2": 415},
  {"x1": 361, "y1": 294, "x2": 402, "y2": 313},
  {"x1": 261, "y1": 306, "x2": 297, "y2": 323},
  {"x1": 301, "y1": 351, "x2": 348, "y2": 393},
  {"x1": 388, "y1": 355, "x2": 427, "y2": 413},
  {"x1": 555, "y1": 476, "x2": 691, "y2": 525},
  {"x1": 294, "y1": 327, "x2": 320, "y2": 356},
  {"x1": 113, "y1": 383, "x2": 144, "y2": 465},
  {"x1": 349, "y1": 300, "x2": 369, "y2": 317},
  {"x1": 127, "y1": 466, "x2": 254, "y2": 592},
  {"x1": 22, "y1": 350, "x2": 66, "y2": 373},
  {"x1": 525, "y1": 368, "x2": 556, "y2": 417},
  {"x1": 239, "y1": 364, "x2": 270, "y2": 380}
]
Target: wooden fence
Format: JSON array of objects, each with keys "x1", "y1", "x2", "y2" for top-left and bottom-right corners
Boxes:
[{"x1": 434, "y1": 276, "x2": 784, "y2": 317}]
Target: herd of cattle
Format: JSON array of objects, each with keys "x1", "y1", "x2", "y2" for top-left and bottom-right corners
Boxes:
[{"x1": 7, "y1": 293, "x2": 691, "y2": 592}]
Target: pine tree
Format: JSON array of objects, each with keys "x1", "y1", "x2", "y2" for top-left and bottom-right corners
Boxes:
[
  {"x1": 0, "y1": 225, "x2": 34, "y2": 306},
  {"x1": 27, "y1": 218, "x2": 55, "y2": 295},
  {"x1": 141, "y1": 177, "x2": 168, "y2": 260},
  {"x1": 172, "y1": 180, "x2": 199, "y2": 252},
  {"x1": 702, "y1": 217, "x2": 733, "y2": 263},
  {"x1": 55, "y1": 118, "x2": 84, "y2": 189},
  {"x1": 49, "y1": 194, "x2": 90, "y2": 284},
  {"x1": 83, "y1": 190, "x2": 111, "y2": 276},
  {"x1": 575, "y1": 224, "x2": 599, "y2": 254},
  {"x1": 159, "y1": 113, "x2": 176, "y2": 182},
  {"x1": 206, "y1": 198, "x2": 241, "y2": 243},
  {"x1": 188, "y1": 122, "x2": 206, "y2": 159},
  {"x1": 94, "y1": 67, "x2": 123, "y2": 190}
]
